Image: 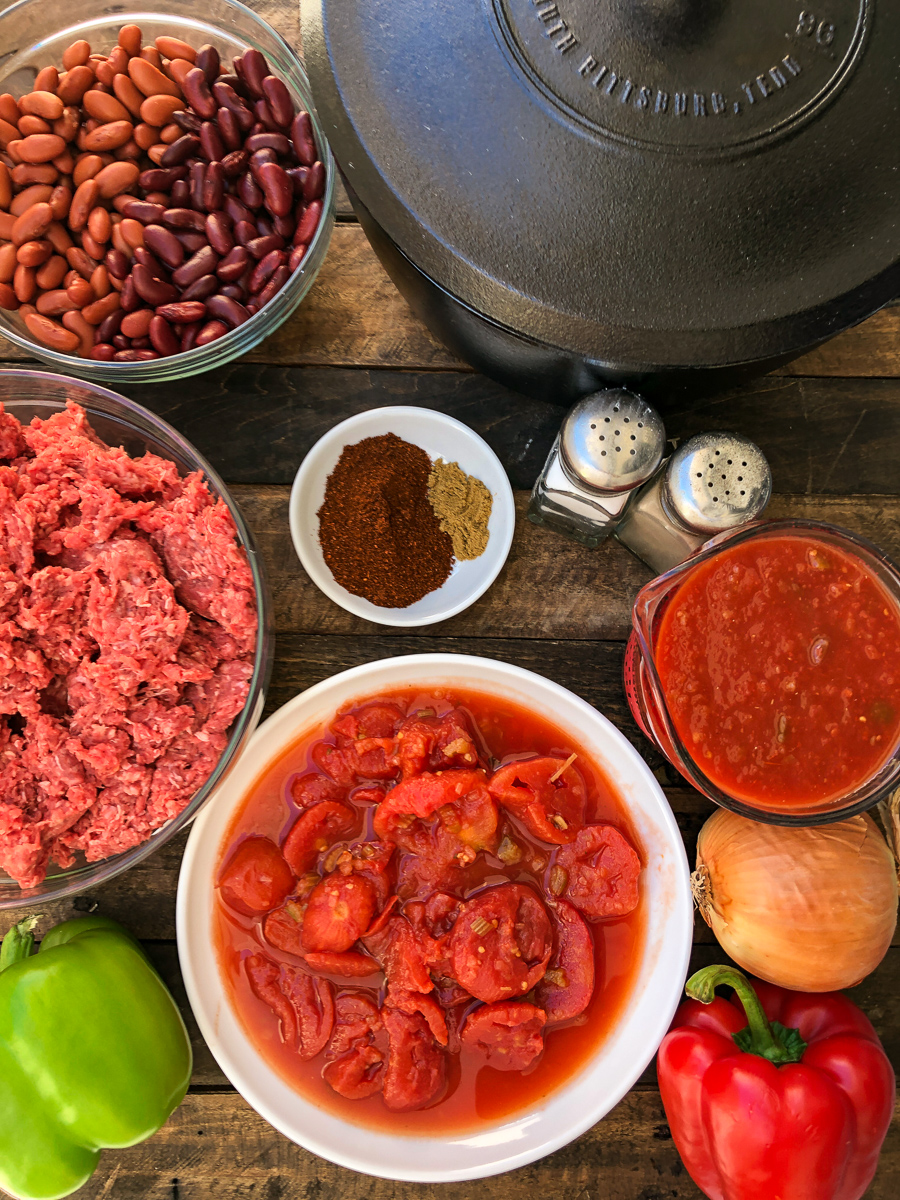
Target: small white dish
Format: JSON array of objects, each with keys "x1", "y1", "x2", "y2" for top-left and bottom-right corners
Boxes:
[
  {"x1": 289, "y1": 407, "x2": 516, "y2": 626},
  {"x1": 177, "y1": 653, "x2": 693, "y2": 1183}
]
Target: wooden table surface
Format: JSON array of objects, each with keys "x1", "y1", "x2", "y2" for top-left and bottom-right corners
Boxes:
[{"x1": 1, "y1": 2, "x2": 899, "y2": 1195}]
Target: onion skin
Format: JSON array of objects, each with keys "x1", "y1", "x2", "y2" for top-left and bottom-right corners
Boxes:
[{"x1": 694, "y1": 808, "x2": 898, "y2": 992}]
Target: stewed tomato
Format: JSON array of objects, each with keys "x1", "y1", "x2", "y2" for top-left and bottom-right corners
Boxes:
[{"x1": 214, "y1": 688, "x2": 644, "y2": 1132}]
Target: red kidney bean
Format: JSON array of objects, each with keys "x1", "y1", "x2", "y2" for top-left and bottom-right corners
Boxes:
[
  {"x1": 175, "y1": 230, "x2": 207, "y2": 254},
  {"x1": 149, "y1": 313, "x2": 179, "y2": 356},
  {"x1": 290, "y1": 112, "x2": 317, "y2": 167},
  {"x1": 253, "y1": 99, "x2": 280, "y2": 133},
  {"x1": 238, "y1": 172, "x2": 263, "y2": 210},
  {"x1": 216, "y1": 245, "x2": 251, "y2": 282},
  {"x1": 212, "y1": 81, "x2": 254, "y2": 128},
  {"x1": 258, "y1": 162, "x2": 292, "y2": 218},
  {"x1": 120, "y1": 273, "x2": 140, "y2": 312},
  {"x1": 233, "y1": 220, "x2": 256, "y2": 247},
  {"x1": 156, "y1": 299, "x2": 207, "y2": 323},
  {"x1": 114, "y1": 349, "x2": 159, "y2": 361},
  {"x1": 97, "y1": 307, "x2": 124, "y2": 341},
  {"x1": 207, "y1": 293, "x2": 250, "y2": 328},
  {"x1": 182, "y1": 68, "x2": 217, "y2": 121},
  {"x1": 221, "y1": 149, "x2": 248, "y2": 180},
  {"x1": 288, "y1": 243, "x2": 307, "y2": 271},
  {"x1": 131, "y1": 337, "x2": 153, "y2": 350},
  {"x1": 163, "y1": 206, "x2": 207, "y2": 231},
  {"x1": 199, "y1": 122, "x2": 224, "y2": 162},
  {"x1": 172, "y1": 109, "x2": 202, "y2": 134},
  {"x1": 255, "y1": 263, "x2": 290, "y2": 308},
  {"x1": 133, "y1": 246, "x2": 170, "y2": 280},
  {"x1": 170, "y1": 178, "x2": 191, "y2": 207},
  {"x1": 250, "y1": 147, "x2": 277, "y2": 180},
  {"x1": 224, "y1": 195, "x2": 252, "y2": 225},
  {"x1": 295, "y1": 200, "x2": 323, "y2": 246},
  {"x1": 202, "y1": 161, "x2": 224, "y2": 212},
  {"x1": 219, "y1": 72, "x2": 249, "y2": 99},
  {"x1": 132, "y1": 262, "x2": 176, "y2": 305},
  {"x1": 196, "y1": 45, "x2": 219, "y2": 87},
  {"x1": 138, "y1": 165, "x2": 187, "y2": 190},
  {"x1": 206, "y1": 211, "x2": 233, "y2": 256},
  {"x1": 189, "y1": 161, "x2": 205, "y2": 210},
  {"x1": 219, "y1": 283, "x2": 244, "y2": 301},
  {"x1": 249, "y1": 248, "x2": 285, "y2": 294},
  {"x1": 246, "y1": 233, "x2": 284, "y2": 259},
  {"x1": 172, "y1": 244, "x2": 218, "y2": 288},
  {"x1": 144, "y1": 224, "x2": 184, "y2": 269},
  {"x1": 273, "y1": 213, "x2": 295, "y2": 240},
  {"x1": 120, "y1": 199, "x2": 166, "y2": 224},
  {"x1": 160, "y1": 134, "x2": 200, "y2": 167},
  {"x1": 112, "y1": 334, "x2": 131, "y2": 349},
  {"x1": 180, "y1": 320, "x2": 202, "y2": 352},
  {"x1": 215, "y1": 106, "x2": 242, "y2": 151},
  {"x1": 179, "y1": 273, "x2": 218, "y2": 301},
  {"x1": 256, "y1": 214, "x2": 275, "y2": 238},
  {"x1": 195, "y1": 318, "x2": 228, "y2": 346},
  {"x1": 302, "y1": 161, "x2": 325, "y2": 204},
  {"x1": 246, "y1": 300, "x2": 259, "y2": 315},
  {"x1": 246, "y1": 131, "x2": 291, "y2": 156},
  {"x1": 286, "y1": 165, "x2": 308, "y2": 197},
  {"x1": 239, "y1": 48, "x2": 269, "y2": 99},
  {"x1": 262, "y1": 76, "x2": 293, "y2": 128},
  {"x1": 91, "y1": 342, "x2": 116, "y2": 360}
]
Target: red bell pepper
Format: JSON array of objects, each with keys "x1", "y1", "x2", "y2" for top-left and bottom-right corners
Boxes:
[{"x1": 657, "y1": 965, "x2": 895, "y2": 1200}]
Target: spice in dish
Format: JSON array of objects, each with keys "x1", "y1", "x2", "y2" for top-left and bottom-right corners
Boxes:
[
  {"x1": 317, "y1": 433, "x2": 453, "y2": 607},
  {"x1": 427, "y1": 458, "x2": 492, "y2": 561},
  {"x1": 655, "y1": 533, "x2": 900, "y2": 808},
  {"x1": 214, "y1": 687, "x2": 644, "y2": 1130},
  {"x1": 0, "y1": 401, "x2": 257, "y2": 888}
]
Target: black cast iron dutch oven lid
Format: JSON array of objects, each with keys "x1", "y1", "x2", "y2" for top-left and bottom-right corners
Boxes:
[{"x1": 302, "y1": 0, "x2": 899, "y2": 374}]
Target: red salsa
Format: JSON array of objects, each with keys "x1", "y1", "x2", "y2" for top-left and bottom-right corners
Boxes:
[
  {"x1": 655, "y1": 534, "x2": 900, "y2": 808},
  {"x1": 214, "y1": 687, "x2": 645, "y2": 1132}
]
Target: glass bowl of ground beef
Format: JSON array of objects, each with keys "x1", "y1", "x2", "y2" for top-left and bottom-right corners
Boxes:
[{"x1": 0, "y1": 368, "x2": 272, "y2": 908}]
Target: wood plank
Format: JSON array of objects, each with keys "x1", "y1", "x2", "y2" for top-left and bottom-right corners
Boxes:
[
  {"x1": 0, "y1": 363, "x2": 879, "y2": 495},
  {"x1": 233, "y1": 486, "x2": 900, "y2": 642},
  {"x1": 68, "y1": 1088, "x2": 900, "y2": 1200},
  {"x1": 0, "y1": 225, "x2": 896, "y2": 373}
]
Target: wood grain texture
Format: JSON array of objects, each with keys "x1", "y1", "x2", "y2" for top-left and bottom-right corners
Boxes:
[
  {"x1": 0, "y1": 224, "x2": 896, "y2": 374},
  {"x1": 62, "y1": 1088, "x2": 900, "y2": 1200}
]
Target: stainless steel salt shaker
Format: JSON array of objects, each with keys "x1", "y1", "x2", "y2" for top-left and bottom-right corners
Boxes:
[
  {"x1": 528, "y1": 389, "x2": 667, "y2": 548},
  {"x1": 614, "y1": 431, "x2": 772, "y2": 572}
]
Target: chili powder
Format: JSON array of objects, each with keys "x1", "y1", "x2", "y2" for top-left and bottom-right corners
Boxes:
[{"x1": 317, "y1": 432, "x2": 453, "y2": 607}]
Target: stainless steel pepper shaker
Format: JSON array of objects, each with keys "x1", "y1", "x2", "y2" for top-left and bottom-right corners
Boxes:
[
  {"x1": 528, "y1": 389, "x2": 667, "y2": 548},
  {"x1": 614, "y1": 431, "x2": 772, "y2": 572}
]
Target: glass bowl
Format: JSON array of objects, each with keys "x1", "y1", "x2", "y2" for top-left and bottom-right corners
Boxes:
[
  {"x1": 0, "y1": 368, "x2": 273, "y2": 908},
  {"x1": 626, "y1": 519, "x2": 900, "y2": 826},
  {"x1": 0, "y1": 0, "x2": 335, "y2": 382}
]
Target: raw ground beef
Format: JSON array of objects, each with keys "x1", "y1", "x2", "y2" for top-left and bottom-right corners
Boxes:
[{"x1": 0, "y1": 402, "x2": 257, "y2": 888}]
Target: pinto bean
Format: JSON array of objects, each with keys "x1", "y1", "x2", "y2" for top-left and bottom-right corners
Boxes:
[
  {"x1": 16, "y1": 239, "x2": 53, "y2": 267},
  {"x1": 68, "y1": 178, "x2": 99, "y2": 230},
  {"x1": 81, "y1": 290, "x2": 120, "y2": 324},
  {"x1": 83, "y1": 91, "x2": 132, "y2": 124},
  {"x1": 95, "y1": 160, "x2": 140, "y2": 198},
  {"x1": 83, "y1": 121, "x2": 133, "y2": 152},
  {"x1": 24, "y1": 310, "x2": 79, "y2": 351},
  {"x1": 18, "y1": 134, "x2": 66, "y2": 164},
  {"x1": 57, "y1": 66, "x2": 95, "y2": 107},
  {"x1": 11, "y1": 201, "x2": 53, "y2": 245},
  {"x1": 128, "y1": 57, "x2": 181, "y2": 99},
  {"x1": 20, "y1": 92, "x2": 65, "y2": 121}
]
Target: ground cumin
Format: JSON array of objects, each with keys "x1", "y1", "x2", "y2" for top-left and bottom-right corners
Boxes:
[
  {"x1": 427, "y1": 458, "x2": 492, "y2": 560},
  {"x1": 317, "y1": 433, "x2": 453, "y2": 608}
]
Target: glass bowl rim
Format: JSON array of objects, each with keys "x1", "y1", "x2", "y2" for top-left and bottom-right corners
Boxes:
[
  {"x1": 631, "y1": 517, "x2": 900, "y2": 826},
  {"x1": 0, "y1": 367, "x2": 273, "y2": 908}
]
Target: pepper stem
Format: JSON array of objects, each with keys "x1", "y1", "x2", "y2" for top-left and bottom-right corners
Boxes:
[
  {"x1": 0, "y1": 916, "x2": 41, "y2": 973},
  {"x1": 685, "y1": 964, "x2": 807, "y2": 1065}
]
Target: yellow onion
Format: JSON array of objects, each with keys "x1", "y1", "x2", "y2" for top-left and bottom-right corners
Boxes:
[{"x1": 693, "y1": 805, "x2": 898, "y2": 992}]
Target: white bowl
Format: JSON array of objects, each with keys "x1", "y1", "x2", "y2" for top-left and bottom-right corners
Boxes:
[
  {"x1": 288, "y1": 408, "x2": 516, "y2": 626},
  {"x1": 177, "y1": 653, "x2": 692, "y2": 1182}
]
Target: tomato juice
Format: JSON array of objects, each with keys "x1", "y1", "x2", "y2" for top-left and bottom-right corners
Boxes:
[
  {"x1": 214, "y1": 686, "x2": 646, "y2": 1133},
  {"x1": 655, "y1": 533, "x2": 900, "y2": 808}
]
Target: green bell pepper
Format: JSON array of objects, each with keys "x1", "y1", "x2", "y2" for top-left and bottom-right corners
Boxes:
[{"x1": 0, "y1": 914, "x2": 192, "y2": 1200}]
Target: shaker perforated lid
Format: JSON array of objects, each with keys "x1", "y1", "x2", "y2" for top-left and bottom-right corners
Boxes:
[
  {"x1": 559, "y1": 390, "x2": 665, "y2": 495},
  {"x1": 663, "y1": 433, "x2": 771, "y2": 534}
]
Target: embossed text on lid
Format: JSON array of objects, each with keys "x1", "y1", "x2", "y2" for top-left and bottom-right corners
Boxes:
[{"x1": 492, "y1": 0, "x2": 869, "y2": 154}]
